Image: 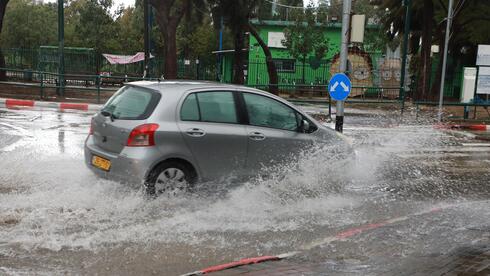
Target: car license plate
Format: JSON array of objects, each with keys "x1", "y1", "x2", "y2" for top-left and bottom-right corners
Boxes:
[{"x1": 92, "y1": 155, "x2": 111, "y2": 171}]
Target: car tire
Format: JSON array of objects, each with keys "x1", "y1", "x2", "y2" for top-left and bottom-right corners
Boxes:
[{"x1": 145, "y1": 161, "x2": 197, "y2": 197}]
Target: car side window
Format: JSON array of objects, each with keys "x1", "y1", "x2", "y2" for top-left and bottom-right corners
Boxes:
[
  {"x1": 243, "y1": 93, "x2": 298, "y2": 131},
  {"x1": 181, "y1": 93, "x2": 200, "y2": 121},
  {"x1": 180, "y1": 91, "x2": 238, "y2": 124}
]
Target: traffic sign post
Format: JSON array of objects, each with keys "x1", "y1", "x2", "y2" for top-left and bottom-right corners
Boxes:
[
  {"x1": 329, "y1": 73, "x2": 352, "y2": 132},
  {"x1": 334, "y1": 0, "x2": 352, "y2": 133},
  {"x1": 328, "y1": 73, "x2": 351, "y2": 101}
]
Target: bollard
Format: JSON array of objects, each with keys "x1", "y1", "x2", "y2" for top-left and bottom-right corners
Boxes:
[
  {"x1": 96, "y1": 75, "x2": 101, "y2": 104},
  {"x1": 40, "y1": 72, "x2": 44, "y2": 99}
]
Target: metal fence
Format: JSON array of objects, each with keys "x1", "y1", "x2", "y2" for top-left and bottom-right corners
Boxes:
[
  {"x1": 247, "y1": 48, "x2": 404, "y2": 100},
  {"x1": 0, "y1": 47, "x2": 410, "y2": 103},
  {"x1": 2, "y1": 48, "x2": 218, "y2": 82}
]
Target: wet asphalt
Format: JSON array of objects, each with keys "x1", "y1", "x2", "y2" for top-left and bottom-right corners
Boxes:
[{"x1": 0, "y1": 105, "x2": 489, "y2": 275}]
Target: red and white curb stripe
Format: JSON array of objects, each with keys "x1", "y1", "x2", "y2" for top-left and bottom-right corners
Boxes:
[
  {"x1": 434, "y1": 123, "x2": 490, "y2": 131},
  {"x1": 181, "y1": 205, "x2": 455, "y2": 276},
  {"x1": 0, "y1": 98, "x2": 100, "y2": 112}
]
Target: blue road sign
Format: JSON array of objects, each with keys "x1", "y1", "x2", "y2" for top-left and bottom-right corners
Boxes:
[{"x1": 328, "y1": 73, "x2": 351, "y2": 101}]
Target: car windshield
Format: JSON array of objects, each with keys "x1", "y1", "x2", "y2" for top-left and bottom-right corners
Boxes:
[{"x1": 101, "y1": 86, "x2": 160, "y2": 120}]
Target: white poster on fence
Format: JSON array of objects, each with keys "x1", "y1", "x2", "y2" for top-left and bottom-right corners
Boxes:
[
  {"x1": 477, "y1": 45, "x2": 490, "y2": 66},
  {"x1": 477, "y1": 66, "x2": 490, "y2": 94},
  {"x1": 267, "y1": 32, "x2": 286, "y2": 48}
]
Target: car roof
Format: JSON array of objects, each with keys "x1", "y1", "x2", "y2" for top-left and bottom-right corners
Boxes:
[{"x1": 127, "y1": 80, "x2": 270, "y2": 95}]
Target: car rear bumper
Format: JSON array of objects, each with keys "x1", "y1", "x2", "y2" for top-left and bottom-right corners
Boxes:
[{"x1": 84, "y1": 135, "x2": 159, "y2": 187}]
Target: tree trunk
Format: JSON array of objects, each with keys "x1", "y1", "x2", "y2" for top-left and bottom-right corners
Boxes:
[
  {"x1": 163, "y1": 25, "x2": 178, "y2": 79},
  {"x1": 0, "y1": 0, "x2": 9, "y2": 81},
  {"x1": 247, "y1": 23, "x2": 279, "y2": 95},
  {"x1": 232, "y1": 31, "x2": 245, "y2": 84},
  {"x1": 417, "y1": 0, "x2": 434, "y2": 101},
  {"x1": 151, "y1": 0, "x2": 188, "y2": 80}
]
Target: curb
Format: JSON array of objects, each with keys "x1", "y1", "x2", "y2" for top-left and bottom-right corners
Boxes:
[
  {"x1": 434, "y1": 123, "x2": 490, "y2": 131},
  {"x1": 0, "y1": 98, "x2": 100, "y2": 112},
  {"x1": 180, "y1": 203, "x2": 471, "y2": 276},
  {"x1": 181, "y1": 253, "x2": 298, "y2": 276}
]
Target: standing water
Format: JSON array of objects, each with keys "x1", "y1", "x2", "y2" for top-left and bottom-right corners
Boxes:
[{"x1": 0, "y1": 106, "x2": 488, "y2": 275}]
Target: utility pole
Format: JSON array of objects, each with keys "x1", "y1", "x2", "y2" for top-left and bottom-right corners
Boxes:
[
  {"x1": 143, "y1": 0, "x2": 150, "y2": 78},
  {"x1": 57, "y1": 0, "x2": 64, "y2": 97},
  {"x1": 335, "y1": 0, "x2": 351, "y2": 133},
  {"x1": 438, "y1": 0, "x2": 454, "y2": 122},
  {"x1": 399, "y1": 0, "x2": 411, "y2": 113}
]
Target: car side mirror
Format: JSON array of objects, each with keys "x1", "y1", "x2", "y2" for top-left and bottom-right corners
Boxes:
[{"x1": 300, "y1": 119, "x2": 310, "y2": 133}]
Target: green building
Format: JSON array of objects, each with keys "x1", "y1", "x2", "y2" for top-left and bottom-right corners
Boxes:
[{"x1": 245, "y1": 19, "x2": 383, "y2": 90}]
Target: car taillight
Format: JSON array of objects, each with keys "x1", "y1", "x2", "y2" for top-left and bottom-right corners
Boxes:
[{"x1": 127, "y1": 124, "x2": 159, "y2": 147}]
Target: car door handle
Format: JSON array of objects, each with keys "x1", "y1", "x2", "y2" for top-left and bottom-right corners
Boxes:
[
  {"x1": 249, "y1": 132, "x2": 266, "y2": 141},
  {"x1": 186, "y1": 128, "x2": 205, "y2": 137}
]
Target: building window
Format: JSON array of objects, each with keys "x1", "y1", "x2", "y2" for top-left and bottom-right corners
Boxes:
[{"x1": 273, "y1": 59, "x2": 295, "y2": 73}]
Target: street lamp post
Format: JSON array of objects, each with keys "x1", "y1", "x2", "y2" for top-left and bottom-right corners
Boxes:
[
  {"x1": 437, "y1": 0, "x2": 455, "y2": 122},
  {"x1": 335, "y1": 0, "x2": 352, "y2": 133}
]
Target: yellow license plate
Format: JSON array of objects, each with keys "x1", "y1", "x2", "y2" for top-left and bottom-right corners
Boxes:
[{"x1": 91, "y1": 155, "x2": 111, "y2": 171}]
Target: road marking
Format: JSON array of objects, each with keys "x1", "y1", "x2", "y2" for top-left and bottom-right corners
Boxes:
[{"x1": 461, "y1": 143, "x2": 490, "y2": 147}]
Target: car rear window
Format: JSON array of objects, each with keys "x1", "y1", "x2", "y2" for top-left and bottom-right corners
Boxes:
[{"x1": 102, "y1": 86, "x2": 160, "y2": 120}]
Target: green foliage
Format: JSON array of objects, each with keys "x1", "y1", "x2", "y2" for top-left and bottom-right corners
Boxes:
[
  {"x1": 65, "y1": 0, "x2": 119, "y2": 53},
  {"x1": 178, "y1": 19, "x2": 216, "y2": 63},
  {"x1": 1, "y1": 0, "x2": 57, "y2": 49},
  {"x1": 282, "y1": 1, "x2": 330, "y2": 62}
]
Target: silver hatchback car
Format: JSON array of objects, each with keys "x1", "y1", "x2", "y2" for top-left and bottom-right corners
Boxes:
[{"x1": 85, "y1": 81, "x2": 349, "y2": 195}]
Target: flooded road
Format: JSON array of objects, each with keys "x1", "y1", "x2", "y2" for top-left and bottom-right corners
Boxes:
[{"x1": 0, "y1": 106, "x2": 489, "y2": 275}]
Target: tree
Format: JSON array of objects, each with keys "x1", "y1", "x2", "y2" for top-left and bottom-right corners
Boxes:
[
  {"x1": 1, "y1": 0, "x2": 57, "y2": 49},
  {"x1": 211, "y1": 0, "x2": 281, "y2": 94},
  {"x1": 65, "y1": 0, "x2": 119, "y2": 53},
  {"x1": 380, "y1": 0, "x2": 434, "y2": 100},
  {"x1": 282, "y1": 2, "x2": 330, "y2": 84},
  {"x1": 150, "y1": 0, "x2": 193, "y2": 79},
  {"x1": 210, "y1": 0, "x2": 254, "y2": 85},
  {"x1": 0, "y1": 0, "x2": 8, "y2": 80},
  {"x1": 430, "y1": 0, "x2": 490, "y2": 97},
  {"x1": 381, "y1": 0, "x2": 490, "y2": 100}
]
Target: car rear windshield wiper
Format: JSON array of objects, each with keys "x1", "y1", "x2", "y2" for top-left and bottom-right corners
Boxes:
[{"x1": 101, "y1": 110, "x2": 116, "y2": 122}]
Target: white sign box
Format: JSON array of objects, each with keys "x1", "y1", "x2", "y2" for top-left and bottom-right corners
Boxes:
[
  {"x1": 267, "y1": 32, "x2": 286, "y2": 48},
  {"x1": 477, "y1": 66, "x2": 490, "y2": 94},
  {"x1": 477, "y1": 45, "x2": 490, "y2": 66},
  {"x1": 351, "y1": 14, "x2": 366, "y2": 43}
]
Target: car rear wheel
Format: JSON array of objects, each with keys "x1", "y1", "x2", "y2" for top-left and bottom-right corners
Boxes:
[{"x1": 145, "y1": 161, "x2": 196, "y2": 197}]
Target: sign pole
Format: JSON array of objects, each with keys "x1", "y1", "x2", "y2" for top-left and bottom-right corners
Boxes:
[
  {"x1": 336, "y1": 0, "x2": 352, "y2": 133},
  {"x1": 437, "y1": 0, "x2": 454, "y2": 122}
]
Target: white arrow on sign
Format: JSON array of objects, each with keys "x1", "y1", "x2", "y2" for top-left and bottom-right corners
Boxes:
[
  {"x1": 330, "y1": 81, "x2": 349, "y2": 92},
  {"x1": 340, "y1": 81, "x2": 349, "y2": 92}
]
